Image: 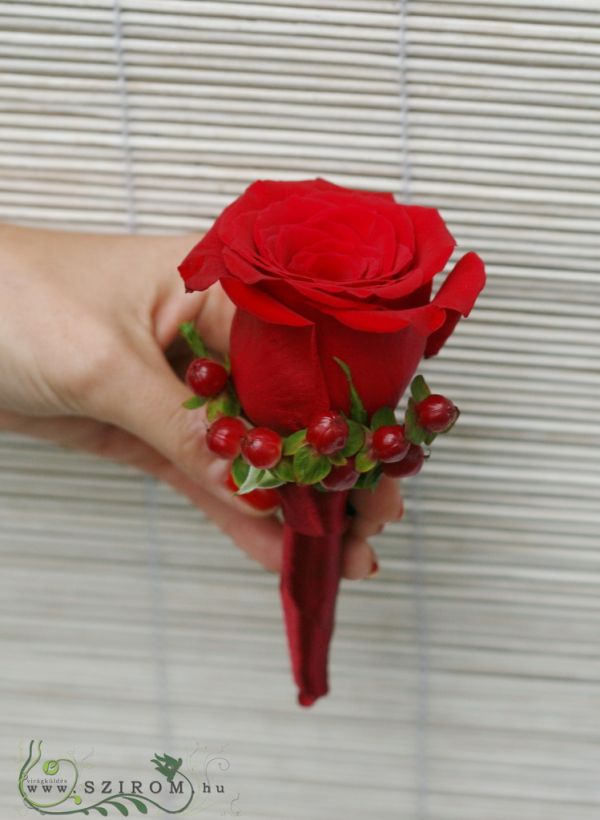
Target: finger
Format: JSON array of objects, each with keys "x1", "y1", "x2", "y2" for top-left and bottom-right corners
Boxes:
[
  {"x1": 3, "y1": 410, "x2": 283, "y2": 571},
  {"x1": 193, "y1": 282, "x2": 235, "y2": 355},
  {"x1": 98, "y1": 347, "x2": 270, "y2": 517},
  {"x1": 341, "y1": 535, "x2": 379, "y2": 580},
  {"x1": 98, "y1": 430, "x2": 283, "y2": 571},
  {"x1": 349, "y1": 475, "x2": 403, "y2": 538},
  {"x1": 72, "y1": 419, "x2": 280, "y2": 526},
  {"x1": 0, "y1": 410, "x2": 171, "y2": 476},
  {"x1": 156, "y1": 278, "x2": 234, "y2": 356},
  {"x1": 349, "y1": 515, "x2": 384, "y2": 540},
  {"x1": 158, "y1": 463, "x2": 283, "y2": 573}
]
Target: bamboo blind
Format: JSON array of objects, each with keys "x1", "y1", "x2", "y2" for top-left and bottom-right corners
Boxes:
[{"x1": 1, "y1": 2, "x2": 600, "y2": 818}]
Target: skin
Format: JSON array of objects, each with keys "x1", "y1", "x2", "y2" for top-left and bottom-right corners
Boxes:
[{"x1": 0, "y1": 224, "x2": 403, "y2": 579}]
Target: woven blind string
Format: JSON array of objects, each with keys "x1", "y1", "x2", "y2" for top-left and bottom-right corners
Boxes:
[
  {"x1": 111, "y1": 0, "x2": 174, "y2": 767},
  {"x1": 398, "y1": 1, "x2": 431, "y2": 817}
]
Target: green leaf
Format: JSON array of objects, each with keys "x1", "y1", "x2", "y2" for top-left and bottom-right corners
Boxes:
[
  {"x1": 93, "y1": 809, "x2": 108, "y2": 817},
  {"x1": 223, "y1": 352, "x2": 232, "y2": 374},
  {"x1": 334, "y1": 357, "x2": 368, "y2": 424},
  {"x1": 293, "y1": 446, "x2": 332, "y2": 485},
  {"x1": 236, "y1": 465, "x2": 266, "y2": 495},
  {"x1": 205, "y1": 389, "x2": 240, "y2": 422},
  {"x1": 178, "y1": 322, "x2": 207, "y2": 357},
  {"x1": 256, "y1": 470, "x2": 284, "y2": 489},
  {"x1": 124, "y1": 798, "x2": 148, "y2": 814},
  {"x1": 273, "y1": 458, "x2": 294, "y2": 483},
  {"x1": 340, "y1": 419, "x2": 365, "y2": 457},
  {"x1": 231, "y1": 456, "x2": 249, "y2": 489},
  {"x1": 411, "y1": 374, "x2": 431, "y2": 404},
  {"x1": 231, "y1": 465, "x2": 285, "y2": 493},
  {"x1": 108, "y1": 801, "x2": 129, "y2": 816},
  {"x1": 181, "y1": 395, "x2": 206, "y2": 410},
  {"x1": 354, "y1": 448, "x2": 377, "y2": 473},
  {"x1": 404, "y1": 397, "x2": 427, "y2": 445},
  {"x1": 282, "y1": 429, "x2": 307, "y2": 456},
  {"x1": 328, "y1": 452, "x2": 348, "y2": 467},
  {"x1": 424, "y1": 431, "x2": 437, "y2": 446},
  {"x1": 370, "y1": 406, "x2": 396, "y2": 430},
  {"x1": 355, "y1": 464, "x2": 383, "y2": 491}
]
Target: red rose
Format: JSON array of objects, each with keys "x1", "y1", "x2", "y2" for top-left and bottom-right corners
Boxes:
[
  {"x1": 179, "y1": 178, "x2": 485, "y2": 432},
  {"x1": 179, "y1": 178, "x2": 485, "y2": 707}
]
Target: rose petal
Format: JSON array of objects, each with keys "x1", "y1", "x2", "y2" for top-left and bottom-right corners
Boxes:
[
  {"x1": 177, "y1": 222, "x2": 227, "y2": 291},
  {"x1": 425, "y1": 251, "x2": 486, "y2": 357},
  {"x1": 314, "y1": 313, "x2": 428, "y2": 415},
  {"x1": 309, "y1": 205, "x2": 397, "y2": 273},
  {"x1": 285, "y1": 231, "x2": 361, "y2": 273},
  {"x1": 366, "y1": 199, "x2": 416, "y2": 266},
  {"x1": 321, "y1": 302, "x2": 446, "y2": 336},
  {"x1": 222, "y1": 278, "x2": 313, "y2": 327},
  {"x1": 230, "y1": 308, "x2": 330, "y2": 431},
  {"x1": 291, "y1": 251, "x2": 366, "y2": 282},
  {"x1": 221, "y1": 247, "x2": 270, "y2": 284},
  {"x1": 220, "y1": 208, "x2": 262, "y2": 256},
  {"x1": 395, "y1": 281, "x2": 433, "y2": 309},
  {"x1": 407, "y1": 206, "x2": 456, "y2": 280},
  {"x1": 263, "y1": 279, "x2": 362, "y2": 312},
  {"x1": 360, "y1": 266, "x2": 424, "y2": 301},
  {"x1": 236, "y1": 178, "x2": 367, "y2": 228},
  {"x1": 254, "y1": 196, "x2": 335, "y2": 262}
]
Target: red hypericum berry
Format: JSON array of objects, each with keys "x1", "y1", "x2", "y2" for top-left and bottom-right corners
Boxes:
[
  {"x1": 241, "y1": 427, "x2": 283, "y2": 469},
  {"x1": 382, "y1": 444, "x2": 425, "y2": 477},
  {"x1": 224, "y1": 473, "x2": 279, "y2": 511},
  {"x1": 370, "y1": 424, "x2": 410, "y2": 463},
  {"x1": 206, "y1": 416, "x2": 246, "y2": 459},
  {"x1": 243, "y1": 487, "x2": 280, "y2": 511},
  {"x1": 186, "y1": 357, "x2": 228, "y2": 397},
  {"x1": 306, "y1": 411, "x2": 349, "y2": 456},
  {"x1": 415, "y1": 394, "x2": 459, "y2": 433},
  {"x1": 321, "y1": 460, "x2": 359, "y2": 491}
]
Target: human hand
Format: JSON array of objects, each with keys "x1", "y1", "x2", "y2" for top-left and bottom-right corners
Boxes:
[{"x1": 0, "y1": 224, "x2": 403, "y2": 577}]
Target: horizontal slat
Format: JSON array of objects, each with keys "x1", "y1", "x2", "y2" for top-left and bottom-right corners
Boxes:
[{"x1": 1, "y1": 2, "x2": 600, "y2": 818}]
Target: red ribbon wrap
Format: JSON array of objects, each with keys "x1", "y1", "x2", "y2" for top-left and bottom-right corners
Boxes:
[{"x1": 277, "y1": 484, "x2": 349, "y2": 706}]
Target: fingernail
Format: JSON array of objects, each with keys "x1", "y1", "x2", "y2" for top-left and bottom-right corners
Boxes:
[
  {"x1": 367, "y1": 558, "x2": 379, "y2": 578},
  {"x1": 206, "y1": 457, "x2": 231, "y2": 489}
]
